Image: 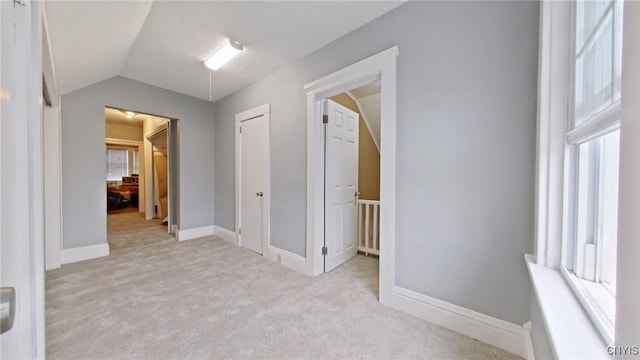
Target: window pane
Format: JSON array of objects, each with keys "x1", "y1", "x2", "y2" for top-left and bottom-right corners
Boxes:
[
  {"x1": 598, "y1": 130, "x2": 619, "y2": 296},
  {"x1": 576, "y1": 0, "x2": 612, "y2": 52},
  {"x1": 575, "y1": 130, "x2": 619, "y2": 283},
  {"x1": 575, "y1": 138, "x2": 599, "y2": 280},
  {"x1": 572, "y1": 130, "x2": 619, "y2": 337},
  {"x1": 575, "y1": 12, "x2": 613, "y2": 125},
  {"x1": 613, "y1": 1, "x2": 623, "y2": 100},
  {"x1": 106, "y1": 149, "x2": 128, "y2": 181}
]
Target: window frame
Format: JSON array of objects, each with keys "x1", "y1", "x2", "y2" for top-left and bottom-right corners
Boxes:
[
  {"x1": 560, "y1": 0, "x2": 621, "y2": 344},
  {"x1": 534, "y1": 0, "x2": 624, "y2": 348},
  {"x1": 534, "y1": 0, "x2": 640, "y2": 355}
]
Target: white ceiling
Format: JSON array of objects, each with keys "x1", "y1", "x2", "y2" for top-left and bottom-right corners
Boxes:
[{"x1": 45, "y1": 1, "x2": 404, "y2": 102}]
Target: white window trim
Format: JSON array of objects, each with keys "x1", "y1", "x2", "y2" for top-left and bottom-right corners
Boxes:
[
  {"x1": 532, "y1": 0, "x2": 640, "y2": 355},
  {"x1": 534, "y1": 0, "x2": 570, "y2": 270},
  {"x1": 615, "y1": 0, "x2": 640, "y2": 349}
]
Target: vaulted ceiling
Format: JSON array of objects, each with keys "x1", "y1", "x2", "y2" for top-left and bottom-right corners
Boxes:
[{"x1": 45, "y1": 1, "x2": 404, "y2": 102}]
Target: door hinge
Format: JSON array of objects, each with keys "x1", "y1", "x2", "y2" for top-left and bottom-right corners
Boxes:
[
  {"x1": 239, "y1": 126, "x2": 242, "y2": 133},
  {"x1": 322, "y1": 114, "x2": 328, "y2": 124},
  {"x1": 238, "y1": 228, "x2": 242, "y2": 235},
  {"x1": 322, "y1": 246, "x2": 328, "y2": 255}
]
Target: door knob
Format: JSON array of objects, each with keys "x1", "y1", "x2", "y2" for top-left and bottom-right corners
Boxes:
[
  {"x1": 355, "y1": 191, "x2": 360, "y2": 198},
  {"x1": 1, "y1": 287, "x2": 16, "y2": 335},
  {"x1": 256, "y1": 192, "x2": 263, "y2": 197}
]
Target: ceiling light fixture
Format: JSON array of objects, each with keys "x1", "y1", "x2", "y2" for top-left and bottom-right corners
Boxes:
[{"x1": 205, "y1": 40, "x2": 243, "y2": 71}]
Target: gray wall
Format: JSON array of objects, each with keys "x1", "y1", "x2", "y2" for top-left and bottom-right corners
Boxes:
[
  {"x1": 61, "y1": 76, "x2": 215, "y2": 249},
  {"x1": 214, "y1": 1, "x2": 538, "y2": 325}
]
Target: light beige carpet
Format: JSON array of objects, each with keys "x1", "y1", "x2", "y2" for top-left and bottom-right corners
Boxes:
[
  {"x1": 46, "y1": 216, "x2": 520, "y2": 359},
  {"x1": 107, "y1": 212, "x2": 173, "y2": 251}
]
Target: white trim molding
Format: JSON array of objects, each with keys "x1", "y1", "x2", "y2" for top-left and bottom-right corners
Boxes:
[
  {"x1": 525, "y1": 254, "x2": 609, "y2": 359},
  {"x1": 44, "y1": 106, "x2": 62, "y2": 270},
  {"x1": 523, "y1": 321, "x2": 536, "y2": 360},
  {"x1": 176, "y1": 225, "x2": 214, "y2": 242},
  {"x1": 392, "y1": 286, "x2": 529, "y2": 358},
  {"x1": 61, "y1": 243, "x2": 110, "y2": 264},
  {"x1": 303, "y1": 46, "x2": 398, "y2": 306},
  {"x1": 534, "y1": 0, "x2": 570, "y2": 269},
  {"x1": 265, "y1": 246, "x2": 307, "y2": 274},
  {"x1": 616, "y1": 0, "x2": 640, "y2": 348},
  {"x1": 213, "y1": 225, "x2": 236, "y2": 244}
]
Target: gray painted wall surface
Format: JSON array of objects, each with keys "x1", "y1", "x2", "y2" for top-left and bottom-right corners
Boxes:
[
  {"x1": 530, "y1": 295, "x2": 554, "y2": 359},
  {"x1": 61, "y1": 76, "x2": 215, "y2": 249},
  {"x1": 214, "y1": 1, "x2": 538, "y2": 325}
]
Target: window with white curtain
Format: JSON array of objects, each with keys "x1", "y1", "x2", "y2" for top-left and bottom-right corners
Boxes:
[
  {"x1": 106, "y1": 147, "x2": 139, "y2": 181},
  {"x1": 563, "y1": 0, "x2": 623, "y2": 342}
]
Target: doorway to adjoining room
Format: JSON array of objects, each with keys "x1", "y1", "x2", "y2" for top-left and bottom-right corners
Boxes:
[
  {"x1": 104, "y1": 107, "x2": 179, "y2": 251},
  {"x1": 323, "y1": 80, "x2": 381, "y2": 297}
]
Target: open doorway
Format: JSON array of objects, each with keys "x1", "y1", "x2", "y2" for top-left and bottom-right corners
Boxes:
[
  {"x1": 329, "y1": 80, "x2": 381, "y2": 258},
  {"x1": 104, "y1": 107, "x2": 179, "y2": 251},
  {"x1": 320, "y1": 82, "x2": 381, "y2": 296},
  {"x1": 304, "y1": 46, "x2": 397, "y2": 305}
]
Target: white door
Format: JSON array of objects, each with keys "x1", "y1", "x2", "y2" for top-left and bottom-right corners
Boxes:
[
  {"x1": 238, "y1": 112, "x2": 269, "y2": 255},
  {"x1": 324, "y1": 100, "x2": 359, "y2": 272},
  {"x1": 1, "y1": 0, "x2": 46, "y2": 357}
]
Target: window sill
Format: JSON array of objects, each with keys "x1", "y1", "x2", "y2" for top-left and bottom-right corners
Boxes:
[
  {"x1": 561, "y1": 268, "x2": 615, "y2": 343},
  {"x1": 525, "y1": 254, "x2": 610, "y2": 359}
]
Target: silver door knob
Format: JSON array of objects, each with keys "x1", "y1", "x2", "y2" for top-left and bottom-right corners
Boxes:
[
  {"x1": 256, "y1": 192, "x2": 263, "y2": 197},
  {"x1": 1, "y1": 287, "x2": 16, "y2": 335},
  {"x1": 355, "y1": 191, "x2": 360, "y2": 198}
]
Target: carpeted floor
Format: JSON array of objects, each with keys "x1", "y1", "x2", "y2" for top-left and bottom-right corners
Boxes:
[
  {"x1": 46, "y1": 215, "x2": 520, "y2": 360},
  {"x1": 107, "y1": 211, "x2": 173, "y2": 251}
]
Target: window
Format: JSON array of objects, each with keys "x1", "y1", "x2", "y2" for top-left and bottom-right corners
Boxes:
[
  {"x1": 132, "y1": 150, "x2": 139, "y2": 175},
  {"x1": 106, "y1": 147, "x2": 139, "y2": 181},
  {"x1": 563, "y1": 0, "x2": 623, "y2": 343}
]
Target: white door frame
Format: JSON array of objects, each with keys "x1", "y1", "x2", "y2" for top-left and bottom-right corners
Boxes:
[
  {"x1": 43, "y1": 0, "x2": 62, "y2": 271},
  {"x1": 1, "y1": 0, "x2": 46, "y2": 356},
  {"x1": 44, "y1": 106, "x2": 62, "y2": 270},
  {"x1": 235, "y1": 104, "x2": 271, "y2": 253},
  {"x1": 304, "y1": 46, "x2": 398, "y2": 305}
]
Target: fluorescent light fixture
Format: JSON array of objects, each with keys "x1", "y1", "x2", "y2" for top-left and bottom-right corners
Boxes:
[{"x1": 205, "y1": 40, "x2": 243, "y2": 71}]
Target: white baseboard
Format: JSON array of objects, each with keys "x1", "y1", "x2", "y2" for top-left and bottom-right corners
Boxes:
[
  {"x1": 392, "y1": 286, "x2": 526, "y2": 357},
  {"x1": 266, "y1": 246, "x2": 307, "y2": 274},
  {"x1": 61, "y1": 243, "x2": 110, "y2": 264},
  {"x1": 213, "y1": 226, "x2": 236, "y2": 244},
  {"x1": 176, "y1": 225, "x2": 214, "y2": 241},
  {"x1": 523, "y1": 321, "x2": 536, "y2": 360}
]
